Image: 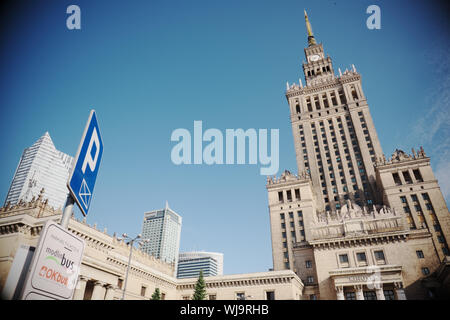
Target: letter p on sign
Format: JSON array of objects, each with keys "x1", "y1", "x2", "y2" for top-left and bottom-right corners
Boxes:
[{"x1": 82, "y1": 127, "x2": 100, "y2": 174}]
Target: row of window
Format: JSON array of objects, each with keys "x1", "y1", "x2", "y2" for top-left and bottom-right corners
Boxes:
[
  {"x1": 305, "y1": 65, "x2": 332, "y2": 78},
  {"x1": 299, "y1": 116, "x2": 374, "y2": 207},
  {"x1": 294, "y1": 84, "x2": 361, "y2": 115},
  {"x1": 278, "y1": 189, "x2": 301, "y2": 203},
  {"x1": 403, "y1": 194, "x2": 450, "y2": 254},
  {"x1": 345, "y1": 290, "x2": 395, "y2": 300},
  {"x1": 393, "y1": 169, "x2": 423, "y2": 186}
]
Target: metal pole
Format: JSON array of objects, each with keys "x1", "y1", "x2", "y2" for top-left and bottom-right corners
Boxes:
[
  {"x1": 60, "y1": 195, "x2": 75, "y2": 229},
  {"x1": 121, "y1": 239, "x2": 134, "y2": 300}
]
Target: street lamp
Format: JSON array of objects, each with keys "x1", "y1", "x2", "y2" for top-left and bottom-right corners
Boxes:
[{"x1": 117, "y1": 233, "x2": 150, "y2": 300}]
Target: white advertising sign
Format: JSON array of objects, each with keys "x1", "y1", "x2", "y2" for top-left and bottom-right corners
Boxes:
[{"x1": 20, "y1": 221, "x2": 85, "y2": 300}]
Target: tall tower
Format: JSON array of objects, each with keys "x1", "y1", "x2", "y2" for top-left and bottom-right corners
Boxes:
[
  {"x1": 4, "y1": 132, "x2": 74, "y2": 210},
  {"x1": 286, "y1": 10, "x2": 383, "y2": 213},
  {"x1": 141, "y1": 202, "x2": 182, "y2": 274},
  {"x1": 267, "y1": 10, "x2": 450, "y2": 300}
]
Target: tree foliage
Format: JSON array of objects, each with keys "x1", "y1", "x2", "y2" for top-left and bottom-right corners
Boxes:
[
  {"x1": 192, "y1": 270, "x2": 207, "y2": 300},
  {"x1": 151, "y1": 287, "x2": 161, "y2": 300}
]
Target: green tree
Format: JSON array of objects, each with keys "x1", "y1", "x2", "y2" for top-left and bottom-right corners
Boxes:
[
  {"x1": 192, "y1": 270, "x2": 206, "y2": 300},
  {"x1": 151, "y1": 287, "x2": 161, "y2": 300}
]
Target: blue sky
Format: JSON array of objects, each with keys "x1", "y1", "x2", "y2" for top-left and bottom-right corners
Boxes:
[{"x1": 0, "y1": 0, "x2": 449, "y2": 275}]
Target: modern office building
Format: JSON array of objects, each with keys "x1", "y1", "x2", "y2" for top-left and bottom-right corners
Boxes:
[
  {"x1": 4, "y1": 132, "x2": 73, "y2": 210},
  {"x1": 266, "y1": 11, "x2": 450, "y2": 300},
  {"x1": 177, "y1": 251, "x2": 224, "y2": 279},
  {"x1": 141, "y1": 203, "x2": 182, "y2": 269}
]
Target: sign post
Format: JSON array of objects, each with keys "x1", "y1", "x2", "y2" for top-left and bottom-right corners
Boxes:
[
  {"x1": 19, "y1": 110, "x2": 103, "y2": 300},
  {"x1": 61, "y1": 109, "x2": 103, "y2": 228}
]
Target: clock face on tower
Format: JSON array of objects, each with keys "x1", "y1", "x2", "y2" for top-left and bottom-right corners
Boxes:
[{"x1": 309, "y1": 54, "x2": 320, "y2": 62}]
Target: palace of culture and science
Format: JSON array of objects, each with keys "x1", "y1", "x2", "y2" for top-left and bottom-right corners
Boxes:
[{"x1": 266, "y1": 11, "x2": 450, "y2": 300}]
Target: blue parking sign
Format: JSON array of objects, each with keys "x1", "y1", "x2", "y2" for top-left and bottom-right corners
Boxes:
[{"x1": 67, "y1": 110, "x2": 103, "y2": 216}]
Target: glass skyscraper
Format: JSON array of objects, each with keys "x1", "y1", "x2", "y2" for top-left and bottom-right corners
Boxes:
[
  {"x1": 4, "y1": 132, "x2": 74, "y2": 210},
  {"x1": 141, "y1": 203, "x2": 182, "y2": 269},
  {"x1": 177, "y1": 251, "x2": 224, "y2": 279}
]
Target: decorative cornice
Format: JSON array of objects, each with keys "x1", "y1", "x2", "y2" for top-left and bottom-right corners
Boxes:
[
  {"x1": 375, "y1": 147, "x2": 428, "y2": 168},
  {"x1": 266, "y1": 170, "x2": 310, "y2": 187}
]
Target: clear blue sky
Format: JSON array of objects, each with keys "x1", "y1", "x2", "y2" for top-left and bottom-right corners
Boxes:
[{"x1": 0, "y1": 0, "x2": 449, "y2": 275}]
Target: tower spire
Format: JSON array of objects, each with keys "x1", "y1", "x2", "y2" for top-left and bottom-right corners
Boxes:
[{"x1": 304, "y1": 9, "x2": 317, "y2": 46}]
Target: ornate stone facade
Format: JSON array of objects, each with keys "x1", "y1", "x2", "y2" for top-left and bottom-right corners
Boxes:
[{"x1": 266, "y1": 12, "x2": 450, "y2": 300}]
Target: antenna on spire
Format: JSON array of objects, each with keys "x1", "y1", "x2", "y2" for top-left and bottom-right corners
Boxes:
[
  {"x1": 165, "y1": 200, "x2": 169, "y2": 210},
  {"x1": 286, "y1": 81, "x2": 290, "y2": 90},
  {"x1": 299, "y1": 78, "x2": 303, "y2": 88},
  {"x1": 304, "y1": 9, "x2": 317, "y2": 46}
]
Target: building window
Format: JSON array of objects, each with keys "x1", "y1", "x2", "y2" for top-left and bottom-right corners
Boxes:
[
  {"x1": 309, "y1": 294, "x2": 317, "y2": 300},
  {"x1": 278, "y1": 191, "x2": 284, "y2": 203},
  {"x1": 345, "y1": 292, "x2": 356, "y2": 300},
  {"x1": 295, "y1": 189, "x2": 301, "y2": 200},
  {"x1": 413, "y1": 169, "x2": 423, "y2": 182},
  {"x1": 161, "y1": 293, "x2": 166, "y2": 300},
  {"x1": 305, "y1": 260, "x2": 312, "y2": 268},
  {"x1": 421, "y1": 267, "x2": 430, "y2": 276},
  {"x1": 363, "y1": 291, "x2": 377, "y2": 300},
  {"x1": 356, "y1": 252, "x2": 367, "y2": 264},
  {"x1": 339, "y1": 254, "x2": 349, "y2": 267},
  {"x1": 209, "y1": 294, "x2": 217, "y2": 300},
  {"x1": 141, "y1": 286, "x2": 147, "y2": 297},
  {"x1": 236, "y1": 292, "x2": 246, "y2": 300},
  {"x1": 384, "y1": 290, "x2": 395, "y2": 300},
  {"x1": 393, "y1": 173, "x2": 402, "y2": 186},
  {"x1": 374, "y1": 250, "x2": 386, "y2": 264},
  {"x1": 286, "y1": 190, "x2": 292, "y2": 202},
  {"x1": 416, "y1": 250, "x2": 425, "y2": 259},
  {"x1": 297, "y1": 211, "x2": 303, "y2": 217},
  {"x1": 403, "y1": 171, "x2": 412, "y2": 184},
  {"x1": 307, "y1": 276, "x2": 314, "y2": 284},
  {"x1": 266, "y1": 291, "x2": 275, "y2": 300},
  {"x1": 118, "y1": 279, "x2": 123, "y2": 289},
  {"x1": 280, "y1": 213, "x2": 285, "y2": 220}
]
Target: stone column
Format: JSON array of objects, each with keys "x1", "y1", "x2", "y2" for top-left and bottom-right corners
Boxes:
[
  {"x1": 91, "y1": 281, "x2": 107, "y2": 300},
  {"x1": 335, "y1": 286, "x2": 344, "y2": 300},
  {"x1": 394, "y1": 282, "x2": 407, "y2": 300},
  {"x1": 104, "y1": 285, "x2": 117, "y2": 300},
  {"x1": 375, "y1": 284, "x2": 385, "y2": 300},
  {"x1": 354, "y1": 285, "x2": 364, "y2": 300},
  {"x1": 73, "y1": 276, "x2": 88, "y2": 300}
]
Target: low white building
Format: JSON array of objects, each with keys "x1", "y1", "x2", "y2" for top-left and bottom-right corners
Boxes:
[{"x1": 0, "y1": 196, "x2": 303, "y2": 300}]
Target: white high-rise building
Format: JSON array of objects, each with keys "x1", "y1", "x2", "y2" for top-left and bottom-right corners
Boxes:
[
  {"x1": 4, "y1": 132, "x2": 74, "y2": 210},
  {"x1": 177, "y1": 251, "x2": 224, "y2": 279},
  {"x1": 141, "y1": 203, "x2": 182, "y2": 270}
]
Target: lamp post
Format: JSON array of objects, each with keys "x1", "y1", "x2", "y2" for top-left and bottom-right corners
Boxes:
[{"x1": 117, "y1": 233, "x2": 149, "y2": 300}]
